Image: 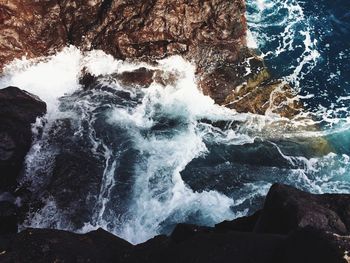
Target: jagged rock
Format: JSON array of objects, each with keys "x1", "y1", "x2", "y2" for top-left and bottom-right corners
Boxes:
[
  {"x1": 0, "y1": 1, "x2": 67, "y2": 70},
  {"x1": 254, "y1": 184, "x2": 350, "y2": 235},
  {"x1": 224, "y1": 81, "x2": 303, "y2": 117},
  {"x1": 199, "y1": 50, "x2": 267, "y2": 105},
  {"x1": 0, "y1": 0, "x2": 246, "y2": 69},
  {"x1": 0, "y1": 0, "x2": 304, "y2": 118},
  {"x1": 80, "y1": 67, "x2": 179, "y2": 91},
  {"x1": 45, "y1": 151, "x2": 105, "y2": 229},
  {"x1": 128, "y1": 231, "x2": 285, "y2": 263},
  {"x1": 0, "y1": 86, "x2": 46, "y2": 191}
]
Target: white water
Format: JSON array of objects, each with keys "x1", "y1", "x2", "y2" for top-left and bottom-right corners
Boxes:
[
  {"x1": 247, "y1": 0, "x2": 320, "y2": 89},
  {"x1": 0, "y1": 48, "x2": 248, "y2": 244},
  {"x1": 0, "y1": 44, "x2": 349, "y2": 244}
]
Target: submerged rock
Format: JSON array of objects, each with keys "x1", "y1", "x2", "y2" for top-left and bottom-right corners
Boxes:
[{"x1": 0, "y1": 86, "x2": 46, "y2": 191}]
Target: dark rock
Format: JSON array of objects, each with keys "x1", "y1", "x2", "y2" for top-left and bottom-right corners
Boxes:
[
  {"x1": 79, "y1": 71, "x2": 98, "y2": 89},
  {"x1": 22, "y1": 116, "x2": 107, "y2": 229},
  {"x1": 215, "y1": 210, "x2": 262, "y2": 232},
  {"x1": 277, "y1": 227, "x2": 350, "y2": 263},
  {"x1": 170, "y1": 223, "x2": 213, "y2": 243},
  {"x1": 127, "y1": 231, "x2": 285, "y2": 263},
  {"x1": 0, "y1": 228, "x2": 132, "y2": 263},
  {"x1": 2, "y1": 226, "x2": 350, "y2": 263},
  {"x1": 0, "y1": 201, "x2": 17, "y2": 235},
  {"x1": 2, "y1": 185, "x2": 350, "y2": 263},
  {"x1": 254, "y1": 183, "x2": 350, "y2": 235},
  {"x1": 44, "y1": 151, "x2": 105, "y2": 229},
  {"x1": 0, "y1": 86, "x2": 46, "y2": 191}
]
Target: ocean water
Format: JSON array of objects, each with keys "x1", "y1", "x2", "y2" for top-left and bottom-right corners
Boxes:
[{"x1": 0, "y1": 0, "x2": 349, "y2": 244}]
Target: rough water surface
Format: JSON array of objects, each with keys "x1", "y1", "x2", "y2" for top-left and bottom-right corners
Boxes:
[{"x1": 0, "y1": 0, "x2": 349, "y2": 244}]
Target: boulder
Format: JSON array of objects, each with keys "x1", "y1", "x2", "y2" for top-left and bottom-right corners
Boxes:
[
  {"x1": 254, "y1": 184, "x2": 350, "y2": 235},
  {"x1": 0, "y1": 86, "x2": 46, "y2": 191}
]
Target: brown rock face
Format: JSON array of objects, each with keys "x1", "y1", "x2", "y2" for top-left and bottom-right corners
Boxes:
[
  {"x1": 0, "y1": 0, "x2": 246, "y2": 68},
  {"x1": 0, "y1": 0, "x2": 301, "y2": 117},
  {"x1": 0, "y1": 1, "x2": 67, "y2": 69}
]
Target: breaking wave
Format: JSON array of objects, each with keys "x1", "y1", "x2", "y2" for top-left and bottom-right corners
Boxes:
[{"x1": 0, "y1": 0, "x2": 349, "y2": 245}]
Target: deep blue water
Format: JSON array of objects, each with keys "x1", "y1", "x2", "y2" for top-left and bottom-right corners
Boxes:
[{"x1": 247, "y1": 0, "x2": 350, "y2": 119}]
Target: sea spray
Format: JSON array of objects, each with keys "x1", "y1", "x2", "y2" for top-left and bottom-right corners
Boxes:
[{"x1": 0, "y1": 41, "x2": 349, "y2": 244}]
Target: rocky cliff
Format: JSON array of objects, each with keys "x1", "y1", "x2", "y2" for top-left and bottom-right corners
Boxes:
[
  {"x1": 0, "y1": 0, "x2": 301, "y2": 117},
  {"x1": 0, "y1": 0, "x2": 246, "y2": 69}
]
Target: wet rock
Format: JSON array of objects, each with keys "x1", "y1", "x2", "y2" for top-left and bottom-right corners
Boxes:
[
  {"x1": 199, "y1": 49, "x2": 265, "y2": 105},
  {"x1": 80, "y1": 67, "x2": 179, "y2": 91},
  {"x1": 0, "y1": 86, "x2": 46, "y2": 191},
  {"x1": 0, "y1": 0, "x2": 303, "y2": 118},
  {"x1": 113, "y1": 68, "x2": 156, "y2": 88},
  {"x1": 0, "y1": 0, "x2": 246, "y2": 68},
  {"x1": 254, "y1": 183, "x2": 350, "y2": 235},
  {"x1": 0, "y1": 1, "x2": 67, "y2": 70},
  {"x1": 224, "y1": 81, "x2": 303, "y2": 117},
  {"x1": 45, "y1": 151, "x2": 105, "y2": 229}
]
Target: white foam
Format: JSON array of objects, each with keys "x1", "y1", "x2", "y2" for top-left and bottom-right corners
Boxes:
[
  {"x1": 4, "y1": 46, "x2": 349, "y2": 245},
  {"x1": 246, "y1": 0, "x2": 320, "y2": 89},
  {"x1": 0, "y1": 46, "x2": 83, "y2": 114},
  {"x1": 247, "y1": 30, "x2": 259, "y2": 49},
  {"x1": 105, "y1": 56, "x2": 238, "y2": 243}
]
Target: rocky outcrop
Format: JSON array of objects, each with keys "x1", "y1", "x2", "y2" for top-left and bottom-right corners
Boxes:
[
  {"x1": 254, "y1": 183, "x2": 350, "y2": 235},
  {"x1": 1, "y1": 184, "x2": 350, "y2": 263},
  {"x1": 0, "y1": 86, "x2": 46, "y2": 191},
  {"x1": 216, "y1": 184, "x2": 350, "y2": 236},
  {"x1": 0, "y1": 0, "x2": 246, "y2": 69},
  {"x1": 0, "y1": 0, "x2": 301, "y2": 117},
  {"x1": 0, "y1": 1, "x2": 67, "y2": 70}
]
